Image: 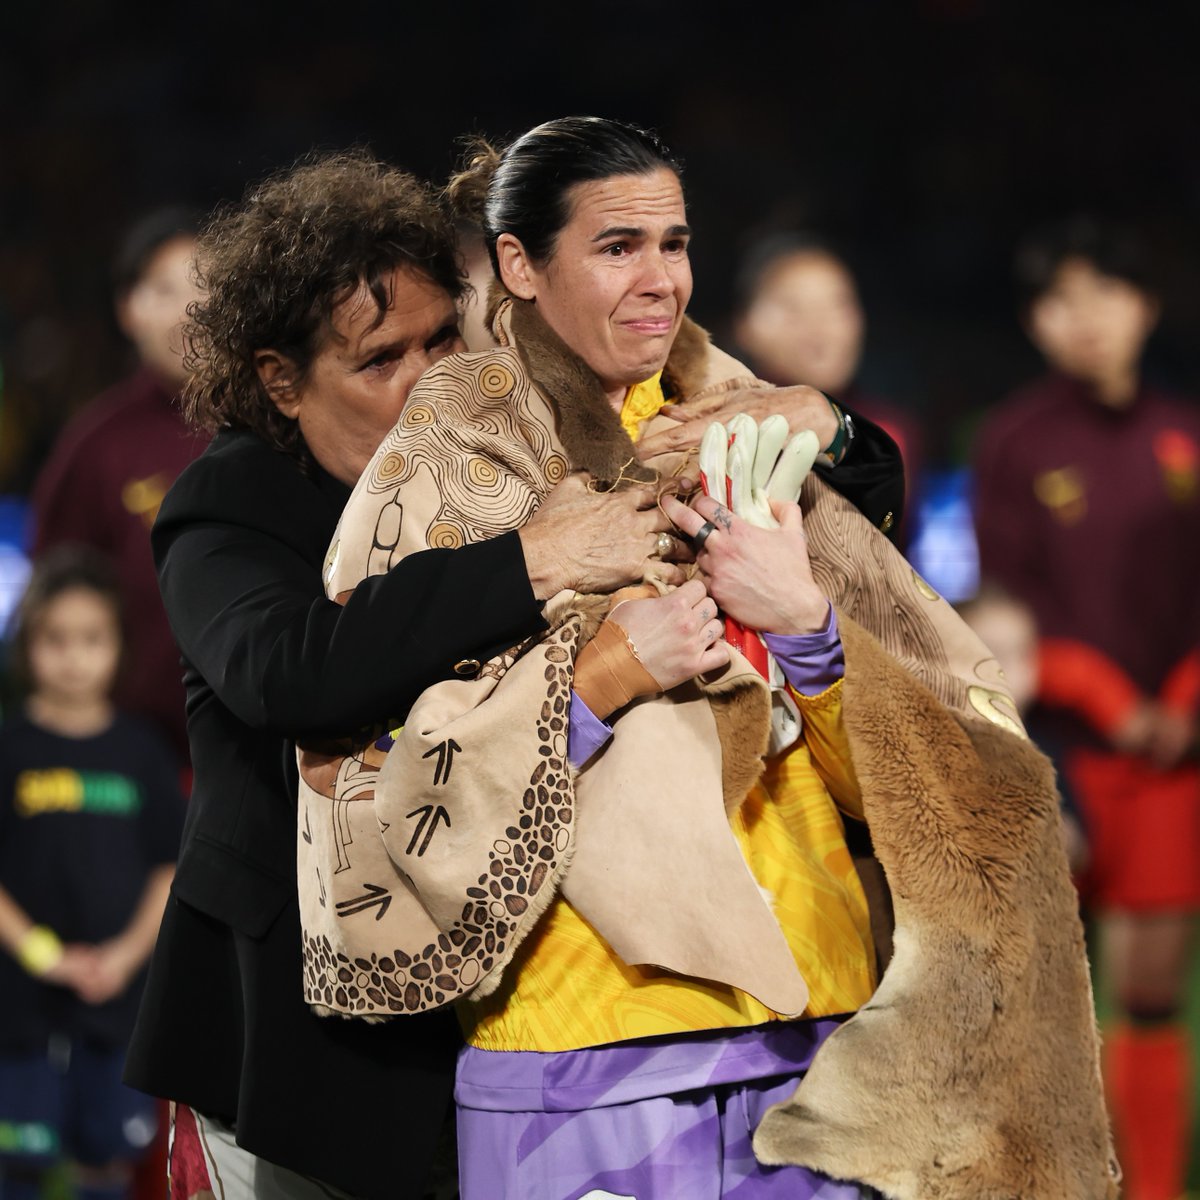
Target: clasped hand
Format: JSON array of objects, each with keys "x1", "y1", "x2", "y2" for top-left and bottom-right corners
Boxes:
[
  {"x1": 533, "y1": 414, "x2": 831, "y2": 721},
  {"x1": 661, "y1": 493, "x2": 829, "y2": 637},
  {"x1": 42, "y1": 938, "x2": 136, "y2": 1005}
]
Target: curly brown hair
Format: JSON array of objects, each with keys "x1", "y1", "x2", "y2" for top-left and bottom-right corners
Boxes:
[{"x1": 183, "y1": 150, "x2": 465, "y2": 459}]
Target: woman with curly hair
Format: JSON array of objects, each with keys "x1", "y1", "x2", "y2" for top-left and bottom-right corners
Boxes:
[{"x1": 123, "y1": 150, "x2": 903, "y2": 1200}]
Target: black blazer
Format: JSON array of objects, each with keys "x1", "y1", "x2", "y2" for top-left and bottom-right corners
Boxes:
[
  {"x1": 125, "y1": 430, "x2": 549, "y2": 1197},
  {"x1": 126, "y1": 419, "x2": 903, "y2": 1198}
]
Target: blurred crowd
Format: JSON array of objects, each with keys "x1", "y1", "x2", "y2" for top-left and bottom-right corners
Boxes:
[{"x1": 0, "y1": 184, "x2": 1197, "y2": 1200}]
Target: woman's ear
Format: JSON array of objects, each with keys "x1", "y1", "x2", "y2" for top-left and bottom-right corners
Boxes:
[
  {"x1": 496, "y1": 233, "x2": 538, "y2": 301},
  {"x1": 254, "y1": 350, "x2": 302, "y2": 418}
]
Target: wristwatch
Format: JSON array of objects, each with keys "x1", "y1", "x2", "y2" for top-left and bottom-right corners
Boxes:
[{"x1": 823, "y1": 398, "x2": 856, "y2": 465}]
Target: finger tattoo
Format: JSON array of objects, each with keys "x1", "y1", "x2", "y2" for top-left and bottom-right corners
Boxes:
[{"x1": 712, "y1": 505, "x2": 733, "y2": 533}]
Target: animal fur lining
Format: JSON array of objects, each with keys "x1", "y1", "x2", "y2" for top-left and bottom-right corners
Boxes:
[
  {"x1": 507, "y1": 300, "x2": 655, "y2": 486},
  {"x1": 661, "y1": 314, "x2": 715, "y2": 401},
  {"x1": 753, "y1": 614, "x2": 1119, "y2": 1200}
]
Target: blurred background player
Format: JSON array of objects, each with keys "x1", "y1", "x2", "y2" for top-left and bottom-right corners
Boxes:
[
  {"x1": 973, "y1": 215, "x2": 1200, "y2": 1200},
  {"x1": 0, "y1": 547, "x2": 183, "y2": 1200},
  {"x1": 731, "y1": 232, "x2": 921, "y2": 540},
  {"x1": 28, "y1": 208, "x2": 208, "y2": 772},
  {"x1": 956, "y1": 584, "x2": 1088, "y2": 875}
]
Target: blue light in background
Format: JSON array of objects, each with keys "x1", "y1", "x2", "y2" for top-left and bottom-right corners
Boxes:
[
  {"x1": 908, "y1": 467, "x2": 979, "y2": 604},
  {"x1": 0, "y1": 498, "x2": 31, "y2": 634}
]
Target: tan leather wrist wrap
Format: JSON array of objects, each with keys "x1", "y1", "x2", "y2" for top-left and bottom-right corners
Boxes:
[{"x1": 574, "y1": 617, "x2": 661, "y2": 720}]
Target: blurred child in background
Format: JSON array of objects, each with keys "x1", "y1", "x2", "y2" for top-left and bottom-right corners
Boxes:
[
  {"x1": 732, "y1": 232, "x2": 920, "y2": 540},
  {"x1": 0, "y1": 547, "x2": 183, "y2": 1200},
  {"x1": 29, "y1": 209, "x2": 207, "y2": 771},
  {"x1": 956, "y1": 584, "x2": 1088, "y2": 874},
  {"x1": 973, "y1": 216, "x2": 1200, "y2": 1200}
]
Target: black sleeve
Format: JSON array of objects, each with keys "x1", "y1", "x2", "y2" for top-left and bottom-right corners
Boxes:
[
  {"x1": 132, "y1": 722, "x2": 187, "y2": 866},
  {"x1": 156, "y1": 514, "x2": 547, "y2": 743},
  {"x1": 813, "y1": 406, "x2": 906, "y2": 542}
]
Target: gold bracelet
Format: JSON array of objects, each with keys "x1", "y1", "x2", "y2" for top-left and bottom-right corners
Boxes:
[{"x1": 16, "y1": 925, "x2": 64, "y2": 977}]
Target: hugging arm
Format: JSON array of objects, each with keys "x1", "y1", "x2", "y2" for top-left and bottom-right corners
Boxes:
[{"x1": 156, "y1": 514, "x2": 546, "y2": 743}]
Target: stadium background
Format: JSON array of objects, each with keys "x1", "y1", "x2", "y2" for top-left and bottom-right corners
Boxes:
[{"x1": 1, "y1": 0, "x2": 1199, "y2": 1185}]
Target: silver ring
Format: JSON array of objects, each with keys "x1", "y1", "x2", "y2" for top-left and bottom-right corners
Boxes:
[
  {"x1": 654, "y1": 531, "x2": 674, "y2": 559},
  {"x1": 692, "y1": 520, "x2": 718, "y2": 552}
]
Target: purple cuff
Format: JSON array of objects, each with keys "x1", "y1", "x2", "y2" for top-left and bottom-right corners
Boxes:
[
  {"x1": 762, "y1": 604, "x2": 844, "y2": 696},
  {"x1": 567, "y1": 691, "x2": 614, "y2": 768},
  {"x1": 569, "y1": 610, "x2": 839, "y2": 762}
]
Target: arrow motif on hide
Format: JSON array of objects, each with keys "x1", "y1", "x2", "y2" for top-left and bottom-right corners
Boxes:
[
  {"x1": 404, "y1": 804, "x2": 452, "y2": 857},
  {"x1": 422, "y1": 738, "x2": 461, "y2": 786},
  {"x1": 335, "y1": 882, "x2": 391, "y2": 921}
]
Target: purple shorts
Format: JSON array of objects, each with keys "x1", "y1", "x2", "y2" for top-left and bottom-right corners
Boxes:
[{"x1": 455, "y1": 1020, "x2": 871, "y2": 1200}]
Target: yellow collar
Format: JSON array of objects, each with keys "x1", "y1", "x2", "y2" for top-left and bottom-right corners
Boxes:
[{"x1": 618, "y1": 372, "x2": 667, "y2": 442}]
